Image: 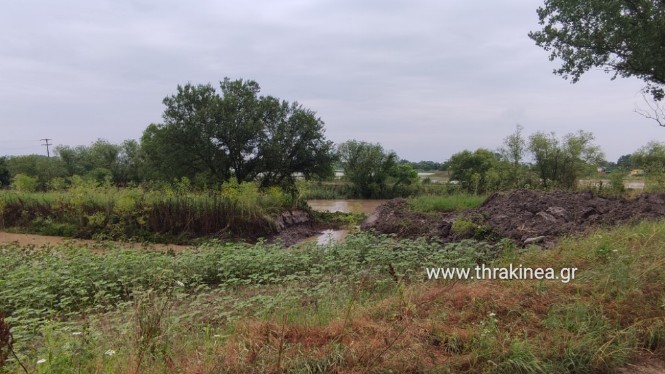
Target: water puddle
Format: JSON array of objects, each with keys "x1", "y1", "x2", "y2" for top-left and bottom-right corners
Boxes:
[
  {"x1": 315, "y1": 229, "x2": 349, "y2": 245},
  {"x1": 304, "y1": 199, "x2": 387, "y2": 246}
]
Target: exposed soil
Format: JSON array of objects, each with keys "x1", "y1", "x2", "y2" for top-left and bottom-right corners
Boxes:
[
  {"x1": 269, "y1": 225, "x2": 322, "y2": 247},
  {"x1": 618, "y1": 356, "x2": 665, "y2": 374},
  {"x1": 0, "y1": 231, "x2": 194, "y2": 252},
  {"x1": 362, "y1": 190, "x2": 665, "y2": 246},
  {"x1": 0, "y1": 209, "x2": 321, "y2": 250}
]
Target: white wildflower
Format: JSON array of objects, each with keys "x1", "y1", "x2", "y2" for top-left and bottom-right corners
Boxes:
[
  {"x1": 36, "y1": 359, "x2": 46, "y2": 364},
  {"x1": 105, "y1": 349, "x2": 116, "y2": 356},
  {"x1": 71, "y1": 331, "x2": 83, "y2": 336},
  {"x1": 489, "y1": 312, "x2": 496, "y2": 318},
  {"x1": 175, "y1": 280, "x2": 185, "y2": 287}
]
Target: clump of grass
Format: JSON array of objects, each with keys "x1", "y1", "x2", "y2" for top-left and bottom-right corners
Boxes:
[{"x1": 407, "y1": 194, "x2": 486, "y2": 212}]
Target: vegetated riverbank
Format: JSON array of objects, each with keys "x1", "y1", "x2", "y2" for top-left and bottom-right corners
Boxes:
[
  {"x1": 1, "y1": 219, "x2": 665, "y2": 372},
  {"x1": 364, "y1": 189, "x2": 665, "y2": 247},
  {"x1": 0, "y1": 183, "x2": 324, "y2": 245}
]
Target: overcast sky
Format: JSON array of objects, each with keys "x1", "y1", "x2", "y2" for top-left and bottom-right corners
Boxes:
[{"x1": 1, "y1": 0, "x2": 662, "y2": 162}]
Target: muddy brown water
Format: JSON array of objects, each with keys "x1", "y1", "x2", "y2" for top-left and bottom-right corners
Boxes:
[
  {"x1": 306, "y1": 199, "x2": 387, "y2": 244},
  {"x1": 307, "y1": 199, "x2": 388, "y2": 215}
]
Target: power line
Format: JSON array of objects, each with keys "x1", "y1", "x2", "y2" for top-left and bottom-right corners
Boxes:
[{"x1": 41, "y1": 138, "x2": 52, "y2": 158}]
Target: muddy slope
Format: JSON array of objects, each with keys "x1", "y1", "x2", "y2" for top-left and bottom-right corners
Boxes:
[
  {"x1": 269, "y1": 210, "x2": 320, "y2": 246},
  {"x1": 362, "y1": 190, "x2": 665, "y2": 245}
]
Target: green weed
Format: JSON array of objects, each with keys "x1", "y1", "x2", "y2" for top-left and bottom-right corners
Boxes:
[{"x1": 408, "y1": 194, "x2": 486, "y2": 213}]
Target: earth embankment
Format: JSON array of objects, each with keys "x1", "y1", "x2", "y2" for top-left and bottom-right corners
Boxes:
[{"x1": 362, "y1": 190, "x2": 665, "y2": 245}]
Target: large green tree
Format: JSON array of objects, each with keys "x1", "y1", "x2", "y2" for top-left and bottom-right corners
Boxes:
[
  {"x1": 141, "y1": 78, "x2": 335, "y2": 188},
  {"x1": 529, "y1": 0, "x2": 665, "y2": 100}
]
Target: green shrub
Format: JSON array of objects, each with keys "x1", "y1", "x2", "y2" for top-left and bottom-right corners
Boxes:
[{"x1": 12, "y1": 174, "x2": 38, "y2": 192}]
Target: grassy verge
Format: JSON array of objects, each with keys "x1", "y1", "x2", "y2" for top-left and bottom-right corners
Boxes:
[
  {"x1": 1, "y1": 220, "x2": 665, "y2": 372},
  {"x1": 407, "y1": 193, "x2": 487, "y2": 212}
]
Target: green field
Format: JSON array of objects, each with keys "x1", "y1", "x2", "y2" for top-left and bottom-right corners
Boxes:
[{"x1": 1, "y1": 219, "x2": 664, "y2": 373}]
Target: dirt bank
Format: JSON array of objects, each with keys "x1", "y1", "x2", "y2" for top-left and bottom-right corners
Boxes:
[
  {"x1": 0, "y1": 210, "x2": 320, "y2": 249},
  {"x1": 0, "y1": 231, "x2": 194, "y2": 252},
  {"x1": 362, "y1": 190, "x2": 665, "y2": 246}
]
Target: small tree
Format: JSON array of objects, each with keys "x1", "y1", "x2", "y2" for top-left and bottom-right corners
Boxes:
[
  {"x1": 616, "y1": 154, "x2": 633, "y2": 171},
  {"x1": 631, "y1": 141, "x2": 665, "y2": 191},
  {"x1": 528, "y1": 130, "x2": 604, "y2": 189},
  {"x1": 447, "y1": 149, "x2": 501, "y2": 194},
  {"x1": 631, "y1": 141, "x2": 665, "y2": 174},
  {"x1": 12, "y1": 174, "x2": 38, "y2": 192},
  {"x1": 499, "y1": 125, "x2": 528, "y2": 188},
  {"x1": 500, "y1": 125, "x2": 526, "y2": 167}
]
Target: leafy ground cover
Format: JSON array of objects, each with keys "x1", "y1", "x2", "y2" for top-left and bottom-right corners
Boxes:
[
  {"x1": 407, "y1": 194, "x2": 486, "y2": 213},
  {"x1": 1, "y1": 219, "x2": 664, "y2": 373}
]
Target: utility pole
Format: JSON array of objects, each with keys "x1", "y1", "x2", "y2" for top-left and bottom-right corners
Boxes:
[{"x1": 41, "y1": 138, "x2": 52, "y2": 158}]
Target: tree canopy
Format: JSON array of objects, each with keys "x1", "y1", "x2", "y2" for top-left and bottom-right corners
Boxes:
[
  {"x1": 337, "y1": 140, "x2": 418, "y2": 198},
  {"x1": 56, "y1": 139, "x2": 142, "y2": 185},
  {"x1": 141, "y1": 78, "x2": 335, "y2": 188},
  {"x1": 529, "y1": 0, "x2": 665, "y2": 100},
  {"x1": 528, "y1": 130, "x2": 604, "y2": 189},
  {"x1": 448, "y1": 149, "x2": 501, "y2": 194},
  {"x1": 631, "y1": 141, "x2": 665, "y2": 174}
]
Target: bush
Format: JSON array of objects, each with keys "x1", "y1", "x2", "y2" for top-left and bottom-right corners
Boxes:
[{"x1": 12, "y1": 174, "x2": 38, "y2": 192}]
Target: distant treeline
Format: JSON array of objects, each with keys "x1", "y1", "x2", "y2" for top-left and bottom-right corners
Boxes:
[{"x1": 1, "y1": 79, "x2": 665, "y2": 197}]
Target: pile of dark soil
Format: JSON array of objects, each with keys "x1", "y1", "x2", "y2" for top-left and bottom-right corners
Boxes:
[
  {"x1": 361, "y1": 199, "x2": 455, "y2": 239},
  {"x1": 362, "y1": 190, "x2": 665, "y2": 246}
]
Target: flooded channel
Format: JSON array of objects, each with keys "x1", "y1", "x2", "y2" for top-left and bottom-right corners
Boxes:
[
  {"x1": 306, "y1": 199, "x2": 388, "y2": 245},
  {"x1": 307, "y1": 199, "x2": 388, "y2": 215}
]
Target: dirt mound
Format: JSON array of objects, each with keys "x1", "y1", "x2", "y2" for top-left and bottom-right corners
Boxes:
[
  {"x1": 362, "y1": 190, "x2": 665, "y2": 246},
  {"x1": 361, "y1": 199, "x2": 455, "y2": 239},
  {"x1": 481, "y1": 190, "x2": 665, "y2": 244}
]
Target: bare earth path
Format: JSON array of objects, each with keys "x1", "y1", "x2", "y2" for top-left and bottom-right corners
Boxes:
[
  {"x1": 0, "y1": 231, "x2": 193, "y2": 252},
  {"x1": 618, "y1": 357, "x2": 665, "y2": 374}
]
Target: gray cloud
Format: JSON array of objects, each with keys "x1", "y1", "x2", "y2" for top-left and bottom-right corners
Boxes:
[{"x1": 0, "y1": 0, "x2": 660, "y2": 161}]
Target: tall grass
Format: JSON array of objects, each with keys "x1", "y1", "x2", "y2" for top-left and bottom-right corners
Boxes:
[
  {"x1": 0, "y1": 181, "x2": 295, "y2": 243},
  {"x1": 407, "y1": 193, "x2": 487, "y2": 212}
]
